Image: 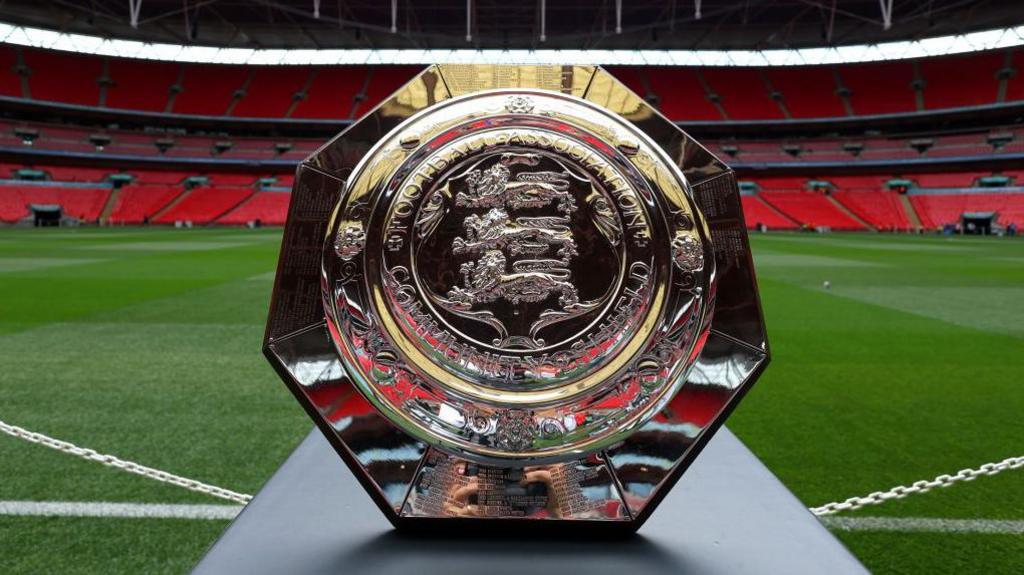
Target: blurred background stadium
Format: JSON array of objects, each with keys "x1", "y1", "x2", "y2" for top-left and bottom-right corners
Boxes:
[{"x1": 0, "y1": 1, "x2": 1021, "y2": 573}]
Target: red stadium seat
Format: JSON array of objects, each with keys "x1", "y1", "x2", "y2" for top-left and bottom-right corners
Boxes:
[
  {"x1": 766, "y1": 67, "x2": 846, "y2": 118},
  {"x1": 910, "y1": 172, "x2": 986, "y2": 188},
  {"x1": 0, "y1": 45, "x2": 21, "y2": 97},
  {"x1": 40, "y1": 166, "x2": 112, "y2": 182},
  {"x1": 233, "y1": 67, "x2": 310, "y2": 118},
  {"x1": 172, "y1": 64, "x2": 249, "y2": 116},
  {"x1": 702, "y1": 68, "x2": 783, "y2": 120},
  {"x1": 759, "y1": 190, "x2": 865, "y2": 230},
  {"x1": 106, "y1": 59, "x2": 179, "y2": 112},
  {"x1": 23, "y1": 48, "x2": 102, "y2": 106},
  {"x1": 641, "y1": 67, "x2": 721, "y2": 120},
  {"x1": 1003, "y1": 51, "x2": 1024, "y2": 103},
  {"x1": 832, "y1": 190, "x2": 911, "y2": 230},
  {"x1": 921, "y1": 52, "x2": 1002, "y2": 109},
  {"x1": 108, "y1": 184, "x2": 181, "y2": 224},
  {"x1": 153, "y1": 185, "x2": 254, "y2": 224},
  {"x1": 216, "y1": 191, "x2": 291, "y2": 225},
  {"x1": 132, "y1": 170, "x2": 192, "y2": 185},
  {"x1": 911, "y1": 192, "x2": 1024, "y2": 228},
  {"x1": 291, "y1": 67, "x2": 366, "y2": 119},
  {"x1": 0, "y1": 183, "x2": 110, "y2": 222},
  {"x1": 838, "y1": 60, "x2": 916, "y2": 116},
  {"x1": 740, "y1": 195, "x2": 798, "y2": 230}
]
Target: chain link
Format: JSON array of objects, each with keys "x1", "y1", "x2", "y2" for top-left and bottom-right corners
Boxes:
[
  {"x1": 3, "y1": 417, "x2": 1020, "y2": 515},
  {"x1": 811, "y1": 455, "x2": 1024, "y2": 516},
  {"x1": 0, "y1": 419, "x2": 253, "y2": 505}
]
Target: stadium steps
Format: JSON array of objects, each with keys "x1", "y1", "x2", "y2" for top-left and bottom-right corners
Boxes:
[
  {"x1": 753, "y1": 194, "x2": 801, "y2": 227},
  {"x1": 213, "y1": 189, "x2": 261, "y2": 224},
  {"x1": 149, "y1": 187, "x2": 192, "y2": 221},
  {"x1": 98, "y1": 186, "x2": 122, "y2": 224},
  {"x1": 898, "y1": 193, "x2": 923, "y2": 229},
  {"x1": 826, "y1": 194, "x2": 875, "y2": 231}
]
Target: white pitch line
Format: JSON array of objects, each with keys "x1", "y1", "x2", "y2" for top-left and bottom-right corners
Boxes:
[
  {"x1": 820, "y1": 516, "x2": 1024, "y2": 535},
  {"x1": 1, "y1": 501, "x2": 1021, "y2": 535},
  {"x1": 0, "y1": 501, "x2": 243, "y2": 521}
]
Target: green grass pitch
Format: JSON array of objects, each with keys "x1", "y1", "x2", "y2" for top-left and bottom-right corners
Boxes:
[{"x1": 0, "y1": 227, "x2": 1021, "y2": 574}]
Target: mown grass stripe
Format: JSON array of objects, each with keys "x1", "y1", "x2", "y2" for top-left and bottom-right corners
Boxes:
[
  {"x1": 0, "y1": 501, "x2": 242, "y2": 520},
  {"x1": 821, "y1": 516, "x2": 1024, "y2": 534}
]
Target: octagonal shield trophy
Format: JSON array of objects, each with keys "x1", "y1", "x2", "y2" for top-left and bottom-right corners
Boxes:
[{"x1": 264, "y1": 65, "x2": 769, "y2": 534}]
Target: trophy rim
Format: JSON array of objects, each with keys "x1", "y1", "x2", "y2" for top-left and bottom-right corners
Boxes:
[{"x1": 320, "y1": 86, "x2": 718, "y2": 464}]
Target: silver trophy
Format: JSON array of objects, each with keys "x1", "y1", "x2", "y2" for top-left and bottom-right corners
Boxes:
[{"x1": 264, "y1": 65, "x2": 768, "y2": 533}]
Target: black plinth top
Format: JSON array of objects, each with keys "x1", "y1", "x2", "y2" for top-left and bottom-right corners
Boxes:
[{"x1": 191, "y1": 427, "x2": 867, "y2": 575}]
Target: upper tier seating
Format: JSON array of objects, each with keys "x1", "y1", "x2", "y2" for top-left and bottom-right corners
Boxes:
[
  {"x1": 217, "y1": 191, "x2": 291, "y2": 226},
  {"x1": 0, "y1": 183, "x2": 110, "y2": 222},
  {"x1": 106, "y1": 59, "x2": 179, "y2": 112},
  {"x1": 759, "y1": 190, "x2": 865, "y2": 230},
  {"x1": 838, "y1": 60, "x2": 916, "y2": 116},
  {"x1": 702, "y1": 68, "x2": 783, "y2": 120},
  {"x1": 171, "y1": 65, "x2": 249, "y2": 116},
  {"x1": 232, "y1": 67, "x2": 309, "y2": 118},
  {"x1": 921, "y1": 52, "x2": 1003, "y2": 110},
  {"x1": 153, "y1": 185, "x2": 254, "y2": 224},
  {"x1": 0, "y1": 46, "x2": 20, "y2": 97},
  {"x1": 4, "y1": 48, "x2": 1019, "y2": 121},
  {"x1": 291, "y1": 67, "x2": 367, "y2": 119},
  {"x1": 23, "y1": 48, "x2": 102, "y2": 106},
  {"x1": 766, "y1": 66, "x2": 847, "y2": 118}
]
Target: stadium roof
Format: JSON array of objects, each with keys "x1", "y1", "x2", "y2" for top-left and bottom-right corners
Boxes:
[
  {"x1": 4, "y1": 21, "x2": 1022, "y2": 66},
  {"x1": 2, "y1": 0, "x2": 1022, "y2": 52}
]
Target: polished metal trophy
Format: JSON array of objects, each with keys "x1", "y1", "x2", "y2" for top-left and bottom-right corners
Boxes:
[{"x1": 264, "y1": 65, "x2": 768, "y2": 533}]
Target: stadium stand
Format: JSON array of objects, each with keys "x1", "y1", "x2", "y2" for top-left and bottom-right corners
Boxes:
[
  {"x1": 740, "y1": 195, "x2": 799, "y2": 230},
  {"x1": 152, "y1": 185, "x2": 254, "y2": 224},
  {"x1": 3, "y1": 45, "x2": 1024, "y2": 231},
  {"x1": 1004, "y1": 50, "x2": 1024, "y2": 102},
  {"x1": 232, "y1": 67, "x2": 310, "y2": 118},
  {"x1": 702, "y1": 68, "x2": 784, "y2": 120},
  {"x1": 625, "y1": 67, "x2": 722, "y2": 120},
  {"x1": 0, "y1": 182, "x2": 110, "y2": 222},
  {"x1": 759, "y1": 190, "x2": 866, "y2": 230},
  {"x1": 22, "y1": 48, "x2": 102, "y2": 106},
  {"x1": 833, "y1": 189, "x2": 912, "y2": 230},
  {"x1": 765, "y1": 67, "x2": 847, "y2": 118},
  {"x1": 107, "y1": 184, "x2": 182, "y2": 225},
  {"x1": 106, "y1": 59, "x2": 179, "y2": 112},
  {"x1": 910, "y1": 191, "x2": 1024, "y2": 228},
  {"x1": 171, "y1": 64, "x2": 249, "y2": 116},
  {"x1": 216, "y1": 191, "x2": 291, "y2": 226},
  {"x1": 291, "y1": 67, "x2": 367, "y2": 119},
  {"x1": 838, "y1": 60, "x2": 917, "y2": 116},
  {"x1": 0, "y1": 45, "x2": 21, "y2": 97},
  {"x1": 921, "y1": 52, "x2": 1003, "y2": 109},
  {"x1": 910, "y1": 172, "x2": 987, "y2": 188},
  {"x1": 3, "y1": 50, "x2": 1020, "y2": 121}
]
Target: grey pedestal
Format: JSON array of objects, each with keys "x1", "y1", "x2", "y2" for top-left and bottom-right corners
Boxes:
[{"x1": 192, "y1": 427, "x2": 867, "y2": 575}]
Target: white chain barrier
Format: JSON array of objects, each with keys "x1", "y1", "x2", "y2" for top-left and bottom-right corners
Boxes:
[
  {"x1": 0, "y1": 419, "x2": 253, "y2": 505},
  {"x1": 810, "y1": 455, "x2": 1024, "y2": 516},
  {"x1": 2, "y1": 418, "x2": 1020, "y2": 516}
]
